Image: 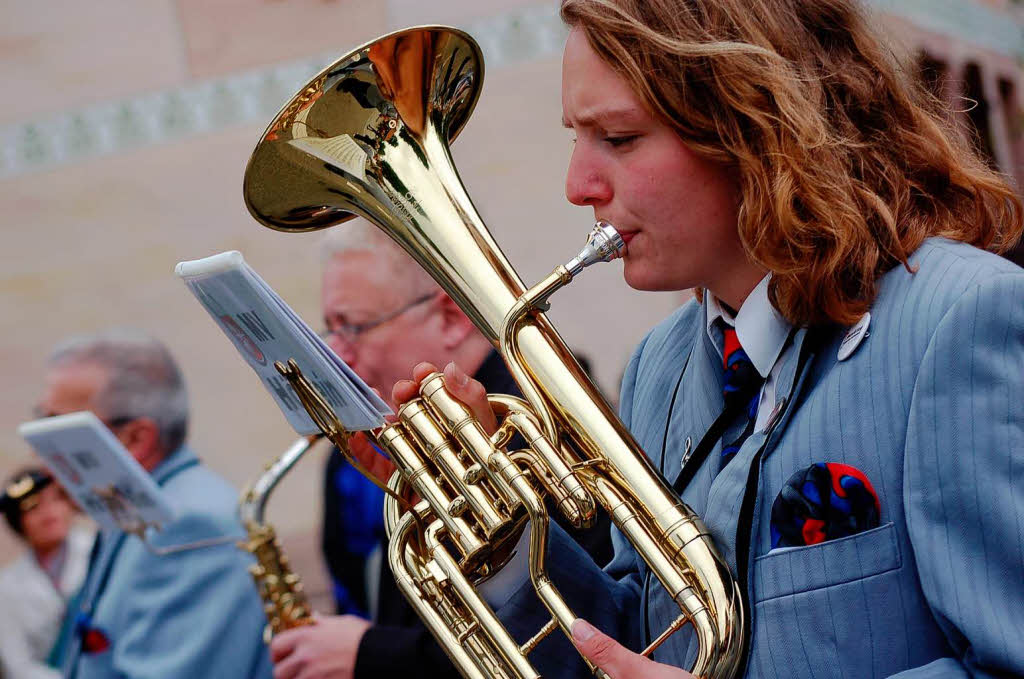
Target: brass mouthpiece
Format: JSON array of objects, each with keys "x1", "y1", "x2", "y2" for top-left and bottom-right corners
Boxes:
[{"x1": 563, "y1": 221, "x2": 626, "y2": 277}]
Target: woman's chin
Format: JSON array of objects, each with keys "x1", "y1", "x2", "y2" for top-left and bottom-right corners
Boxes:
[{"x1": 623, "y1": 263, "x2": 682, "y2": 292}]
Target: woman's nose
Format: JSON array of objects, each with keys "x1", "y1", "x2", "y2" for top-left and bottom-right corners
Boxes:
[{"x1": 565, "y1": 145, "x2": 611, "y2": 207}]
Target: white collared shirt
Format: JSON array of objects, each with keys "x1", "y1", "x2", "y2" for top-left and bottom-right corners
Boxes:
[{"x1": 704, "y1": 275, "x2": 793, "y2": 431}]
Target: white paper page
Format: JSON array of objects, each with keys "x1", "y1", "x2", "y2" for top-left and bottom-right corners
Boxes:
[
  {"x1": 18, "y1": 412, "x2": 176, "y2": 533},
  {"x1": 244, "y1": 262, "x2": 390, "y2": 419},
  {"x1": 175, "y1": 251, "x2": 391, "y2": 435}
]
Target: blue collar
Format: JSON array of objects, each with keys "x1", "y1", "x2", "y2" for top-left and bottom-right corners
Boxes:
[{"x1": 149, "y1": 446, "x2": 200, "y2": 487}]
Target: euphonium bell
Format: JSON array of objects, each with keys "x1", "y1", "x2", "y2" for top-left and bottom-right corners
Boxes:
[{"x1": 243, "y1": 26, "x2": 745, "y2": 678}]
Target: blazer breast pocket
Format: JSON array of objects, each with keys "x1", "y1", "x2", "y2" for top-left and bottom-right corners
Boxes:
[
  {"x1": 753, "y1": 521, "x2": 901, "y2": 603},
  {"x1": 748, "y1": 522, "x2": 919, "y2": 679}
]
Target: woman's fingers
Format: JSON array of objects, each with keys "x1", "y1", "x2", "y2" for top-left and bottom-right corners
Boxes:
[
  {"x1": 412, "y1": 361, "x2": 439, "y2": 383},
  {"x1": 389, "y1": 360, "x2": 497, "y2": 435},
  {"x1": 392, "y1": 362, "x2": 438, "y2": 406},
  {"x1": 348, "y1": 431, "x2": 395, "y2": 484},
  {"x1": 443, "y1": 361, "x2": 498, "y2": 435}
]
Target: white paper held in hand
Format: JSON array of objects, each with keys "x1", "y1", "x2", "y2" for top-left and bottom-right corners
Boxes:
[
  {"x1": 174, "y1": 251, "x2": 392, "y2": 435},
  {"x1": 18, "y1": 412, "x2": 176, "y2": 535}
]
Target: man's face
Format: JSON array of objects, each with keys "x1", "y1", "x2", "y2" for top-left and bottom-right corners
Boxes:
[
  {"x1": 20, "y1": 483, "x2": 75, "y2": 554},
  {"x1": 561, "y1": 29, "x2": 761, "y2": 306},
  {"x1": 321, "y1": 251, "x2": 444, "y2": 406},
  {"x1": 36, "y1": 361, "x2": 154, "y2": 468},
  {"x1": 37, "y1": 361, "x2": 107, "y2": 421}
]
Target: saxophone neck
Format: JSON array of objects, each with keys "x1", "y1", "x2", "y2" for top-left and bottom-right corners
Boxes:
[{"x1": 239, "y1": 435, "x2": 320, "y2": 527}]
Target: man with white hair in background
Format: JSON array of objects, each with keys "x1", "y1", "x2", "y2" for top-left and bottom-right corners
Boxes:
[
  {"x1": 269, "y1": 222, "x2": 612, "y2": 679},
  {"x1": 33, "y1": 329, "x2": 272, "y2": 679}
]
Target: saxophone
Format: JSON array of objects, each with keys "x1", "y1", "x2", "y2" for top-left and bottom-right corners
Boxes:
[
  {"x1": 239, "y1": 435, "x2": 319, "y2": 638},
  {"x1": 242, "y1": 26, "x2": 745, "y2": 678}
]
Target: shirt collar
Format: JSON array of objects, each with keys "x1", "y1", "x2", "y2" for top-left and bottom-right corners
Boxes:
[
  {"x1": 705, "y1": 276, "x2": 792, "y2": 378},
  {"x1": 149, "y1": 445, "x2": 198, "y2": 486}
]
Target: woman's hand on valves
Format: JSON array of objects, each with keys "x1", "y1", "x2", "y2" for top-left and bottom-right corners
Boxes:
[
  {"x1": 392, "y1": 361, "x2": 498, "y2": 435},
  {"x1": 347, "y1": 361, "x2": 496, "y2": 487}
]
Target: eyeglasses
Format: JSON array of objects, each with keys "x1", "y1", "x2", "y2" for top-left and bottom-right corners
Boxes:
[
  {"x1": 320, "y1": 292, "x2": 436, "y2": 345},
  {"x1": 32, "y1": 408, "x2": 135, "y2": 430}
]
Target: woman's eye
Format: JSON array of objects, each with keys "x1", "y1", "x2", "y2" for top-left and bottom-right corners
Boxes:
[{"x1": 604, "y1": 134, "x2": 639, "y2": 147}]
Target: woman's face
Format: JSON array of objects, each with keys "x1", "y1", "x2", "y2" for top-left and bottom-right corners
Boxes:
[
  {"x1": 561, "y1": 28, "x2": 763, "y2": 308},
  {"x1": 20, "y1": 484, "x2": 75, "y2": 555}
]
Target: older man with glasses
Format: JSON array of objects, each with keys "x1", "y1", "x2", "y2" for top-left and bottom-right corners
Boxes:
[{"x1": 34, "y1": 329, "x2": 272, "y2": 679}]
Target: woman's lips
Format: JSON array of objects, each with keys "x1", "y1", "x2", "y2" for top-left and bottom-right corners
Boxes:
[{"x1": 618, "y1": 230, "x2": 638, "y2": 249}]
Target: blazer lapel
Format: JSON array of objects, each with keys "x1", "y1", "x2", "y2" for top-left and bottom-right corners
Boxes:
[
  {"x1": 755, "y1": 326, "x2": 828, "y2": 464},
  {"x1": 65, "y1": 447, "x2": 200, "y2": 675},
  {"x1": 668, "y1": 317, "x2": 726, "y2": 493},
  {"x1": 64, "y1": 529, "x2": 127, "y2": 675}
]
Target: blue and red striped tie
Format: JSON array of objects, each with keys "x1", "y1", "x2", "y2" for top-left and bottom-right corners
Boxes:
[{"x1": 721, "y1": 327, "x2": 763, "y2": 467}]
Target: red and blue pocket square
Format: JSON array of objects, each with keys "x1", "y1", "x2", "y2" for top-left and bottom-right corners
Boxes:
[{"x1": 770, "y1": 462, "x2": 881, "y2": 549}]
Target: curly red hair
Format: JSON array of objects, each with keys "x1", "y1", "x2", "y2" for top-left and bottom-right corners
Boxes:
[{"x1": 561, "y1": 0, "x2": 1023, "y2": 325}]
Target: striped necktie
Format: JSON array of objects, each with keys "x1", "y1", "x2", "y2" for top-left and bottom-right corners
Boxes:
[{"x1": 721, "y1": 327, "x2": 763, "y2": 467}]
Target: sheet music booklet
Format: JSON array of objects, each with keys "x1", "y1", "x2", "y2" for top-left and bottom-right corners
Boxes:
[
  {"x1": 18, "y1": 412, "x2": 176, "y2": 536},
  {"x1": 175, "y1": 251, "x2": 392, "y2": 435}
]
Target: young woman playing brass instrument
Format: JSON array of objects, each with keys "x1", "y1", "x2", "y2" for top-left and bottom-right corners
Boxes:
[{"x1": 377, "y1": 0, "x2": 1024, "y2": 677}]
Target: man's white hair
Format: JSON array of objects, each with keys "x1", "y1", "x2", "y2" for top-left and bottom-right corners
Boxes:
[
  {"x1": 319, "y1": 219, "x2": 439, "y2": 299},
  {"x1": 47, "y1": 328, "x2": 189, "y2": 454}
]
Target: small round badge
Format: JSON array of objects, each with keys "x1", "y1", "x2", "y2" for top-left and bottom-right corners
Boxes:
[{"x1": 838, "y1": 312, "x2": 870, "y2": 361}]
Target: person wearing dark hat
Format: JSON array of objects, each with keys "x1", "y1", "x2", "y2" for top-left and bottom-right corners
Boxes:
[{"x1": 0, "y1": 466, "x2": 94, "y2": 679}]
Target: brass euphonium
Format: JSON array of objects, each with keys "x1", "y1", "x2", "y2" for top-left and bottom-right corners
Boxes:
[{"x1": 243, "y1": 26, "x2": 744, "y2": 678}]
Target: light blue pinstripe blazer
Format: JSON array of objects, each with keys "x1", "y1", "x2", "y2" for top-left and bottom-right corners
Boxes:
[{"x1": 496, "y1": 238, "x2": 1024, "y2": 678}]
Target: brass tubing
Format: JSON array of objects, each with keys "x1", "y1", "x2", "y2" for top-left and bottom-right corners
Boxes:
[
  {"x1": 590, "y1": 477, "x2": 693, "y2": 615},
  {"x1": 508, "y1": 450, "x2": 580, "y2": 528},
  {"x1": 494, "y1": 396, "x2": 595, "y2": 530},
  {"x1": 399, "y1": 398, "x2": 511, "y2": 538},
  {"x1": 485, "y1": 449, "x2": 598, "y2": 676},
  {"x1": 382, "y1": 471, "x2": 406, "y2": 540},
  {"x1": 500, "y1": 295, "x2": 705, "y2": 553},
  {"x1": 519, "y1": 619, "x2": 558, "y2": 656},
  {"x1": 590, "y1": 475, "x2": 742, "y2": 676},
  {"x1": 419, "y1": 374, "x2": 520, "y2": 510},
  {"x1": 641, "y1": 614, "x2": 689, "y2": 658},
  {"x1": 377, "y1": 425, "x2": 488, "y2": 566},
  {"x1": 426, "y1": 522, "x2": 541, "y2": 679},
  {"x1": 388, "y1": 515, "x2": 491, "y2": 679},
  {"x1": 503, "y1": 305, "x2": 745, "y2": 676}
]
